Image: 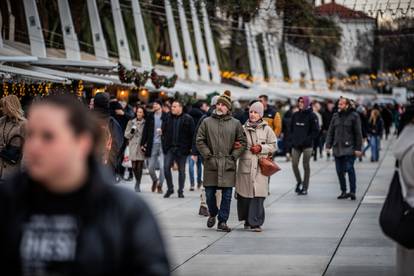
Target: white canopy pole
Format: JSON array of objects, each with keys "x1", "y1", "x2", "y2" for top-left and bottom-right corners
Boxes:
[
  {"x1": 87, "y1": 0, "x2": 109, "y2": 61},
  {"x1": 57, "y1": 0, "x2": 81, "y2": 60},
  {"x1": 23, "y1": 0, "x2": 47, "y2": 57},
  {"x1": 245, "y1": 23, "x2": 257, "y2": 80},
  {"x1": 131, "y1": 0, "x2": 153, "y2": 70},
  {"x1": 164, "y1": 0, "x2": 185, "y2": 78},
  {"x1": 6, "y1": 0, "x2": 15, "y2": 42},
  {"x1": 262, "y1": 33, "x2": 274, "y2": 82},
  {"x1": 110, "y1": 0, "x2": 132, "y2": 67},
  {"x1": 190, "y1": 0, "x2": 209, "y2": 82},
  {"x1": 178, "y1": 0, "x2": 198, "y2": 80},
  {"x1": 201, "y1": 1, "x2": 220, "y2": 83}
]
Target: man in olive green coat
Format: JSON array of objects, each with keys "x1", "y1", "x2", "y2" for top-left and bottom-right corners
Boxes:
[{"x1": 196, "y1": 90, "x2": 247, "y2": 232}]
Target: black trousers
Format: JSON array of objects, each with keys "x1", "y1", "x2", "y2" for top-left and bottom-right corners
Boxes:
[
  {"x1": 132, "y1": 160, "x2": 144, "y2": 186},
  {"x1": 237, "y1": 194, "x2": 265, "y2": 227},
  {"x1": 164, "y1": 149, "x2": 187, "y2": 194}
]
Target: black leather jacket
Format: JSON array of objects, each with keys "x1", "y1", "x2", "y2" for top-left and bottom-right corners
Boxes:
[{"x1": 0, "y1": 161, "x2": 170, "y2": 276}]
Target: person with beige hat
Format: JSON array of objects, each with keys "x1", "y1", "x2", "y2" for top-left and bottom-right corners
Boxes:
[{"x1": 236, "y1": 101, "x2": 277, "y2": 232}]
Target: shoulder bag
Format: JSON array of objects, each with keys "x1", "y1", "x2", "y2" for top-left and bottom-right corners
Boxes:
[{"x1": 379, "y1": 147, "x2": 414, "y2": 249}]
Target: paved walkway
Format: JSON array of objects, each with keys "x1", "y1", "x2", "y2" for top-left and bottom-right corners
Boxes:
[{"x1": 119, "y1": 138, "x2": 397, "y2": 276}]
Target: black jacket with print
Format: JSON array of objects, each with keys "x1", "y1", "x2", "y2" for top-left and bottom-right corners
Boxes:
[
  {"x1": 289, "y1": 108, "x2": 320, "y2": 149},
  {"x1": 0, "y1": 160, "x2": 170, "y2": 276}
]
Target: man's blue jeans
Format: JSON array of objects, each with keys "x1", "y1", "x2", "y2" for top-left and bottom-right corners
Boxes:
[
  {"x1": 205, "y1": 187, "x2": 232, "y2": 223},
  {"x1": 188, "y1": 156, "x2": 203, "y2": 187},
  {"x1": 335, "y1": 155, "x2": 356, "y2": 193}
]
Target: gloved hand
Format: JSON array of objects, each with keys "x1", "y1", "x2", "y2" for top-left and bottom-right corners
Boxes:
[
  {"x1": 233, "y1": 141, "x2": 242, "y2": 150},
  {"x1": 250, "y1": 144, "x2": 262, "y2": 154}
]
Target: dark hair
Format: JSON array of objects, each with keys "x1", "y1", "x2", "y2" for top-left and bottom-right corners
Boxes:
[
  {"x1": 135, "y1": 105, "x2": 147, "y2": 118},
  {"x1": 31, "y1": 94, "x2": 102, "y2": 160},
  {"x1": 259, "y1": 95, "x2": 268, "y2": 101},
  {"x1": 172, "y1": 99, "x2": 183, "y2": 107}
]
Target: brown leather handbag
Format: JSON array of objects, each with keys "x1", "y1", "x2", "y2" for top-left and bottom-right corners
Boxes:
[{"x1": 259, "y1": 153, "x2": 281, "y2": 177}]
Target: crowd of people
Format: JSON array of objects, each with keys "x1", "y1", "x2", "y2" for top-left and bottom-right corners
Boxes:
[{"x1": 0, "y1": 90, "x2": 412, "y2": 275}]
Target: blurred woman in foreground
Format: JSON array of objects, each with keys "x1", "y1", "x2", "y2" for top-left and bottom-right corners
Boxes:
[{"x1": 0, "y1": 95, "x2": 170, "y2": 275}]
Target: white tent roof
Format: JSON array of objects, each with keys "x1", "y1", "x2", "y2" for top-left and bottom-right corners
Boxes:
[
  {"x1": 30, "y1": 66, "x2": 113, "y2": 85},
  {"x1": 0, "y1": 56, "x2": 38, "y2": 63},
  {"x1": 0, "y1": 65, "x2": 68, "y2": 83},
  {"x1": 32, "y1": 57, "x2": 116, "y2": 69}
]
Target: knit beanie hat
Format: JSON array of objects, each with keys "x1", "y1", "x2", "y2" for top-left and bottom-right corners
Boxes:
[
  {"x1": 216, "y1": 90, "x2": 232, "y2": 110},
  {"x1": 249, "y1": 101, "x2": 264, "y2": 118}
]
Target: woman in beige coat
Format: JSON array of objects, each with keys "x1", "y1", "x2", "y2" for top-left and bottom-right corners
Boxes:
[
  {"x1": 124, "y1": 105, "x2": 146, "y2": 192},
  {"x1": 0, "y1": 95, "x2": 26, "y2": 181},
  {"x1": 236, "y1": 101, "x2": 277, "y2": 232}
]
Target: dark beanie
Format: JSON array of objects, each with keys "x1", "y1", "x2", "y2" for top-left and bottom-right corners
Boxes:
[{"x1": 94, "y1": 92, "x2": 110, "y2": 115}]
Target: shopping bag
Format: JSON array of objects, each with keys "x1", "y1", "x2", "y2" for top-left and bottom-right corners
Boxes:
[{"x1": 122, "y1": 146, "x2": 132, "y2": 168}]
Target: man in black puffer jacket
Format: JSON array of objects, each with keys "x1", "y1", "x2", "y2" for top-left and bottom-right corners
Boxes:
[
  {"x1": 289, "y1": 96, "x2": 319, "y2": 195},
  {"x1": 162, "y1": 100, "x2": 195, "y2": 198}
]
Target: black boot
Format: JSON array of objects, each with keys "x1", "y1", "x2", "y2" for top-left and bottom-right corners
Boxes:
[
  {"x1": 163, "y1": 190, "x2": 174, "y2": 198},
  {"x1": 295, "y1": 183, "x2": 302, "y2": 194},
  {"x1": 348, "y1": 193, "x2": 356, "y2": 200},
  {"x1": 135, "y1": 183, "x2": 141, "y2": 193},
  {"x1": 337, "y1": 192, "x2": 348, "y2": 199}
]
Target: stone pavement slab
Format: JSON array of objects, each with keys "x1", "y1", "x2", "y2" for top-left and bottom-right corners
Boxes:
[{"x1": 119, "y1": 138, "x2": 397, "y2": 275}]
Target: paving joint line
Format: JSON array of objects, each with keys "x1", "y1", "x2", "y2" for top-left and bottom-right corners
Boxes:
[
  {"x1": 321, "y1": 138, "x2": 393, "y2": 276},
  {"x1": 171, "y1": 160, "x2": 332, "y2": 272}
]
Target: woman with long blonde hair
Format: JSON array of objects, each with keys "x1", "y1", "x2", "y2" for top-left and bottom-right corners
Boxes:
[
  {"x1": 0, "y1": 95, "x2": 26, "y2": 180},
  {"x1": 368, "y1": 109, "x2": 384, "y2": 162}
]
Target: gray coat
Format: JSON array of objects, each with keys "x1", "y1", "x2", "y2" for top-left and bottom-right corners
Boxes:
[
  {"x1": 326, "y1": 110, "x2": 363, "y2": 157},
  {"x1": 124, "y1": 118, "x2": 145, "y2": 161},
  {"x1": 196, "y1": 111, "x2": 247, "y2": 188}
]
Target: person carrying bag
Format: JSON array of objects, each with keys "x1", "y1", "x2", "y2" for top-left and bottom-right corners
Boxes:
[{"x1": 380, "y1": 111, "x2": 414, "y2": 276}]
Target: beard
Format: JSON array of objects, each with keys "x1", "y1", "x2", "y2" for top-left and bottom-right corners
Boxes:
[{"x1": 216, "y1": 109, "x2": 224, "y2": 116}]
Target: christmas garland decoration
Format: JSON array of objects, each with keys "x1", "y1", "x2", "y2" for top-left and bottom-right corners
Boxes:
[{"x1": 118, "y1": 63, "x2": 177, "y2": 89}]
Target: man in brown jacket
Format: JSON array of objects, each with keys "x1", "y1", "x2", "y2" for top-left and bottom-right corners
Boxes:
[{"x1": 196, "y1": 90, "x2": 247, "y2": 232}]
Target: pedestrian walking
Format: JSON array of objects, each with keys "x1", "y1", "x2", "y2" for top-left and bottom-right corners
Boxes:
[
  {"x1": 0, "y1": 95, "x2": 26, "y2": 182},
  {"x1": 356, "y1": 106, "x2": 369, "y2": 161},
  {"x1": 196, "y1": 90, "x2": 247, "y2": 232},
  {"x1": 326, "y1": 98, "x2": 363, "y2": 200},
  {"x1": 259, "y1": 95, "x2": 282, "y2": 137},
  {"x1": 394, "y1": 107, "x2": 414, "y2": 276},
  {"x1": 281, "y1": 105, "x2": 297, "y2": 161},
  {"x1": 92, "y1": 92, "x2": 123, "y2": 174},
  {"x1": 141, "y1": 100, "x2": 166, "y2": 193},
  {"x1": 236, "y1": 102, "x2": 277, "y2": 232},
  {"x1": 312, "y1": 101, "x2": 323, "y2": 161},
  {"x1": 162, "y1": 100, "x2": 195, "y2": 198},
  {"x1": 0, "y1": 95, "x2": 170, "y2": 275},
  {"x1": 322, "y1": 100, "x2": 335, "y2": 160},
  {"x1": 290, "y1": 96, "x2": 319, "y2": 195},
  {"x1": 368, "y1": 109, "x2": 384, "y2": 162},
  {"x1": 381, "y1": 104, "x2": 393, "y2": 140},
  {"x1": 124, "y1": 105, "x2": 146, "y2": 192},
  {"x1": 188, "y1": 101, "x2": 209, "y2": 190}
]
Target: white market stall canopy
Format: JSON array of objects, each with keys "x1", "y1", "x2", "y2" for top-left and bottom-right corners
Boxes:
[{"x1": 0, "y1": 64, "x2": 69, "y2": 83}]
